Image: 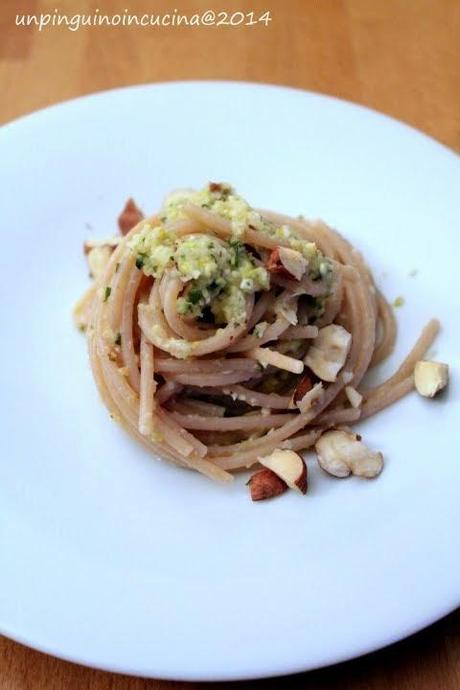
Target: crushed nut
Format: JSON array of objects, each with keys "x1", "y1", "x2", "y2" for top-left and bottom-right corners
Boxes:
[
  {"x1": 83, "y1": 237, "x2": 120, "y2": 254},
  {"x1": 278, "y1": 246, "x2": 309, "y2": 280},
  {"x1": 315, "y1": 430, "x2": 383, "y2": 478},
  {"x1": 118, "y1": 198, "x2": 144, "y2": 235},
  {"x1": 304, "y1": 324, "x2": 352, "y2": 382},
  {"x1": 293, "y1": 373, "x2": 313, "y2": 403},
  {"x1": 414, "y1": 360, "x2": 449, "y2": 398},
  {"x1": 209, "y1": 182, "x2": 223, "y2": 193},
  {"x1": 266, "y1": 246, "x2": 308, "y2": 281},
  {"x1": 258, "y1": 448, "x2": 307, "y2": 494},
  {"x1": 248, "y1": 468, "x2": 288, "y2": 501},
  {"x1": 293, "y1": 381, "x2": 323, "y2": 413},
  {"x1": 85, "y1": 245, "x2": 113, "y2": 281}
]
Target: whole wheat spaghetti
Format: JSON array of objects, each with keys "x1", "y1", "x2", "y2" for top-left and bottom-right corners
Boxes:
[{"x1": 75, "y1": 183, "x2": 441, "y2": 483}]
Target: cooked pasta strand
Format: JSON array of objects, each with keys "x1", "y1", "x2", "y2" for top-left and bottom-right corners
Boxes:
[{"x1": 79, "y1": 185, "x2": 442, "y2": 482}]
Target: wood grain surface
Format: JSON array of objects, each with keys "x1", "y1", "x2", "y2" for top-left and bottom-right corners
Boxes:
[{"x1": 0, "y1": 0, "x2": 459, "y2": 688}]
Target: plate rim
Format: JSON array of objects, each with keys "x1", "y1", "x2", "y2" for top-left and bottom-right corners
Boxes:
[
  {"x1": 1, "y1": 597, "x2": 459, "y2": 681},
  {"x1": 1, "y1": 78, "x2": 459, "y2": 161}
]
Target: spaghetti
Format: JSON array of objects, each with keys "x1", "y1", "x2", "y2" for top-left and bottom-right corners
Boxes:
[{"x1": 75, "y1": 183, "x2": 440, "y2": 482}]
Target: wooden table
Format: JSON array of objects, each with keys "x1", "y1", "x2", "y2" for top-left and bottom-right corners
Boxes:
[{"x1": 1, "y1": 0, "x2": 459, "y2": 687}]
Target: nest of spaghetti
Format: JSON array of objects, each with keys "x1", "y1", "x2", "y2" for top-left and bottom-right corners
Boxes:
[{"x1": 75, "y1": 183, "x2": 440, "y2": 483}]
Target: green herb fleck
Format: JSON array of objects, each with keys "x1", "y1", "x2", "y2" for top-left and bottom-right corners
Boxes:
[
  {"x1": 393, "y1": 296, "x2": 405, "y2": 308},
  {"x1": 135, "y1": 254, "x2": 148, "y2": 270},
  {"x1": 114, "y1": 332, "x2": 122, "y2": 346},
  {"x1": 115, "y1": 262, "x2": 120, "y2": 273},
  {"x1": 103, "y1": 286, "x2": 111, "y2": 302},
  {"x1": 188, "y1": 289, "x2": 203, "y2": 305},
  {"x1": 229, "y1": 239, "x2": 243, "y2": 268}
]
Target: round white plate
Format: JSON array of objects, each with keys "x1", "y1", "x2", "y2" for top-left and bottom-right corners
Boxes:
[{"x1": 0, "y1": 82, "x2": 459, "y2": 681}]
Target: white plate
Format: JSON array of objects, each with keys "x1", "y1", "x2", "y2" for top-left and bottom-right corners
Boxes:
[{"x1": 1, "y1": 82, "x2": 459, "y2": 681}]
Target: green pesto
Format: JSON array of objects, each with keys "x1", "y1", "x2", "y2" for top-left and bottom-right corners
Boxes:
[{"x1": 128, "y1": 183, "x2": 331, "y2": 323}]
